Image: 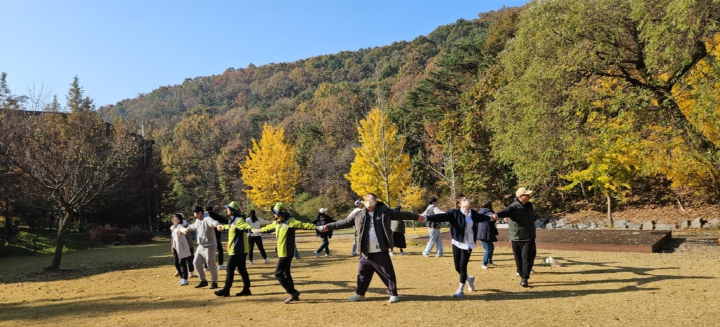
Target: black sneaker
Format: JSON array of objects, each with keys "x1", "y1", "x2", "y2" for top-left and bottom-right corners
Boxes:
[
  {"x1": 236, "y1": 289, "x2": 252, "y2": 297},
  {"x1": 283, "y1": 291, "x2": 300, "y2": 304},
  {"x1": 214, "y1": 289, "x2": 230, "y2": 297},
  {"x1": 209, "y1": 282, "x2": 219, "y2": 289},
  {"x1": 195, "y1": 280, "x2": 208, "y2": 288},
  {"x1": 520, "y1": 279, "x2": 529, "y2": 287}
]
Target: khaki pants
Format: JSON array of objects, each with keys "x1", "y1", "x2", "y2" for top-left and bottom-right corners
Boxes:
[{"x1": 193, "y1": 246, "x2": 218, "y2": 282}]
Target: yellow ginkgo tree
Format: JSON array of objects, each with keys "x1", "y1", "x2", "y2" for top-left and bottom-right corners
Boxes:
[
  {"x1": 240, "y1": 124, "x2": 300, "y2": 208},
  {"x1": 560, "y1": 111, "x2": 641, "y2": 226},
  {"x1": 345, "y1": 108, "x2": 416, "y2": 207}
]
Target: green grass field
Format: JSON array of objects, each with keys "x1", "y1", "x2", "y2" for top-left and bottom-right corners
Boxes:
[{"x1": 1, "y1": 231, "x2": 719, "y2": 327}]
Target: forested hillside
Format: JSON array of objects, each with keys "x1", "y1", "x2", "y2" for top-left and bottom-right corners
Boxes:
[{"x1": 97, "y1": 1, "x2": 720, "y2": 219}]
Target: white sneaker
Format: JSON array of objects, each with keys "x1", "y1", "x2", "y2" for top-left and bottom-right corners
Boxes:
[
  {"x1": 249, "y1": 261, "x2": 254, "y2": 265},
  {"x1": 204, "y1": 267, "x2": 210, "y2": 272},
  {"x1": 313, "y1": 251, "x2": 319, "y2": 257},
  {"x1": 348, "y1": 293, "x2": 366, "y2": 302},
  {"x1": 467, "y1": 275, "x2": 475, "y2": 292},
  {"x1": 264, "y1": 258, "x2": 270, "y2": 264},
  {"x1": 324, "y1": 253, "x2": 332, "y2": 257},
  {"x1": 189, "y1": 272, "x2": 195, "y2": 278},
  {"x1": 350, "y1": 253, "x2": 357, "y2": 257},
  {"x1": 179, "y1": 279, "x2": 189, "y2": 286},
  {"x1": 531, "y1": 269, "x2": 535, "y2": 274},
  {"x1": 218, "y1": 265, "x2": 227, "y2": 270},
  {"x1": 516, "y1": 272, "x2": 520, "y2": 277},
  {"x1": 389, "y1": 295, "x2": 400, "y2": 303},
  {"x1": 422, "y1": 253, "x2": 429, "y2": 258},
  {"x1": 436, "y1": 254, "x2": 444, "y2": 257},
  {"x1": 453, "y1": 291, "x2": 464, "y2": 298},
  {"x1": 399, "y1": 252, "x2": 407, "y2": 256},
  {"x1": 389, "y1": 251, "x2": 396, "y2": 257},
  {"x1": 482, "y1": 265, "x2": 488, "y2": 269},
  {"x1": 177, "y1": 279, "x2": 182, "y2": 284}
]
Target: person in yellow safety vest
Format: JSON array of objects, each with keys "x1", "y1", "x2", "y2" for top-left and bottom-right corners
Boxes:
[
  {"x1": 214, "y1": 201, "x2": 254, "y2": 297},
  {"x1": 255, "y1": 202, "x2": 316, "y2": 304}
]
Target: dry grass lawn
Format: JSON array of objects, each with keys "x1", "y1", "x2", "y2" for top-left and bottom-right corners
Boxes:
[{"x1": 1, "y1": 231, "x2": 719, "y2": 327}]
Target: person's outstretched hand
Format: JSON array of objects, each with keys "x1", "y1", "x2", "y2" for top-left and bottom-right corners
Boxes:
[
  {"x1": 418, "y1": 215, "x2": 426, "y2": 223},
  {"x1": 504, "y1": 218, "x2": 509, "y2": 223},
  {"x1": 216, "y1": 225, "x2": 224, "y2": 232}
]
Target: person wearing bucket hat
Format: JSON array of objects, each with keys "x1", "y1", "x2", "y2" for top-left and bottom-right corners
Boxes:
[
  {"x1": 214, "y1": 201, "x2": 255, "y2": 297},
  {"x1": 255, "y1": 202, "x2": 317, "y2": 304},
  {"x1": 312, "y1": 208, "x2": 335, "y2": 257},
  {"x1": 492, "y1": 188, "x2": 537, "y2": 287},
  {"x1": 183, "y1": 205, "x2": 224, "y2": 289}
]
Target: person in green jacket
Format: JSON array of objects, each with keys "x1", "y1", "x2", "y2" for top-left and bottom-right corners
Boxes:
[
  {"x1": 493, "y1": 188, "x2": 537, "y2": 288},
  {"x1": 256, "y1": 202, "x2": 316, "y2": 304},
  {"x1": 214, "y1": 201, "x2": 254, "y2": 297}
]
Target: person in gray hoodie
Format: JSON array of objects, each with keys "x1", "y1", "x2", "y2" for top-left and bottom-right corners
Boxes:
[{"x1": 183, "y1": 205, "x2": 224, "y2": 289}]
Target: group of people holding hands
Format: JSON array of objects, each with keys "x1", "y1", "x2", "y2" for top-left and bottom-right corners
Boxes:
[{"x1": 169, "y1": 187, "x2": 538, "y2": 303}]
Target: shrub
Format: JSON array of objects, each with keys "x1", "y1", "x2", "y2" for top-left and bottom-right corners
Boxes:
[
  {"x1": 121, "y1": 229, "x2": 154, "y2": 245},
  {"x1": 89, "y1": 226, "x2": 122, "y2": 246}
]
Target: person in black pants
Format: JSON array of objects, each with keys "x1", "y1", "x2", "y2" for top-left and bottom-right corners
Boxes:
[
  {"x1": 312, "y1": 208, "x2": 335, "y2": 257},
  {"x1": 206, "y1": 206, "x2": 229, "y2": 270},
  {"x1": 318, "y1": 193, "x2": 424, "y2": 303},
  {"x1": 246, "y1": 210, "x2": 271, "y2": 264},
  {"x1": 493, "y1": 188, "x2": 537, "y2": 287},
  {"x1": 424, "y1": 196, "x2": 496, "y2": 297},
  {"x1": 214, "y1": 202, "x2": 254, "y2": 297}
]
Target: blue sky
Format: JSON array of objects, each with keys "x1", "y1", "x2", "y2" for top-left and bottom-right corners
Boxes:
[{"x1": 1, "y1": 1, "x2": 527, "y2": 107}]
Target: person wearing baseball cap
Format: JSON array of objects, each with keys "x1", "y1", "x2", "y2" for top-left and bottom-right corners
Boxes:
[
  {"x1": 493, "y1": 187, "x2": 537, "y2": 287},
  {"x1": 255, "y1": 202, "x2": 317, "y2": 304}
]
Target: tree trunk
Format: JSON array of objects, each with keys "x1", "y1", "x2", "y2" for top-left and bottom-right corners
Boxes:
[
  {"x1": 606, "y1": 193, "x2": 613, "y2": 228},
  {"x1": 47, "y1": 209, "x2": 72, "y2": 271}
]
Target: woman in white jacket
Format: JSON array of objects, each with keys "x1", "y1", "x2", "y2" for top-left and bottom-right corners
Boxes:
[{"x1": 171, "y1": 213, "x2": 192, "y2": 286}]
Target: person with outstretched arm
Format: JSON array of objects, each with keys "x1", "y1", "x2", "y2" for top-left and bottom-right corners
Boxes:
[
  {"x1": 245, "y1": 210, "x2": 271, "y2": 265},
  {"x1": 206, "y1": 206, "x2": 229, "y2": 270},
  {"x1": 318, "y1": 193, "x2": 425, "y2": 303},
  {"x1": 424, "y1": 196, "x2": 496, "y2": 297},
  {"x1": 422, "y1": 197, "x2": 445, "y2": 258},
  {"x1": 183, "y1": 206, "x2": 224, "y2": 289},
  {"x1": 492, "y1": 188, "x2": 537, "y2": 287},
  {"x1": 312, "y1": 208, "x2": 335, "y2": 257},
  {"x1": 214, "y1": 201, "x2": 255, "y2": 297},
  {"x1": 255, "y1": 202, "x2": 317, "y2": 304}
]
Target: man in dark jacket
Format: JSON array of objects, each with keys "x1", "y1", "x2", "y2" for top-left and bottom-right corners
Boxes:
[
  {"x1": 493, "y1": 188, "x2": 537, "y2": 287},
  {"x1": 206, "y1": 206, "x2": 230, "y2": 270},
  {"x1": 312, "y1": 208, "x2": 335, "y2": 257},
  {"x1": 318, "y1": 193, "x2": 424, "y2": 303}
]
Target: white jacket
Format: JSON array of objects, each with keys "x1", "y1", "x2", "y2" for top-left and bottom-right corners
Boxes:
[{"x1": 170, "y1": 224, "x2": 192, "y2": 259}]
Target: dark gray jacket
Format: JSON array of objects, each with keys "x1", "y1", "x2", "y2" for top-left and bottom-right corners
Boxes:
[{"x1": 324, "y1": 204, "x2": 419, "y2": 255}]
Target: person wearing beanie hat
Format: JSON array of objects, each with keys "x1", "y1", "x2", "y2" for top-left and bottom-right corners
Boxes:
[
  {"x1": 214, "y1": 202, "x2": 254, "y2": 297},
  {"x1": 311, "y1": 208, "x2": 335, "y2": 257},
  {"x1": 492, "y1": 188, "x2": 537, "y2": 287},
  {"x1": 255, "y1": 202, "x2": 317, "y2": 304},
  {"x1": 183, "y1": 205, "x2": 224, "y2": 289}
]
